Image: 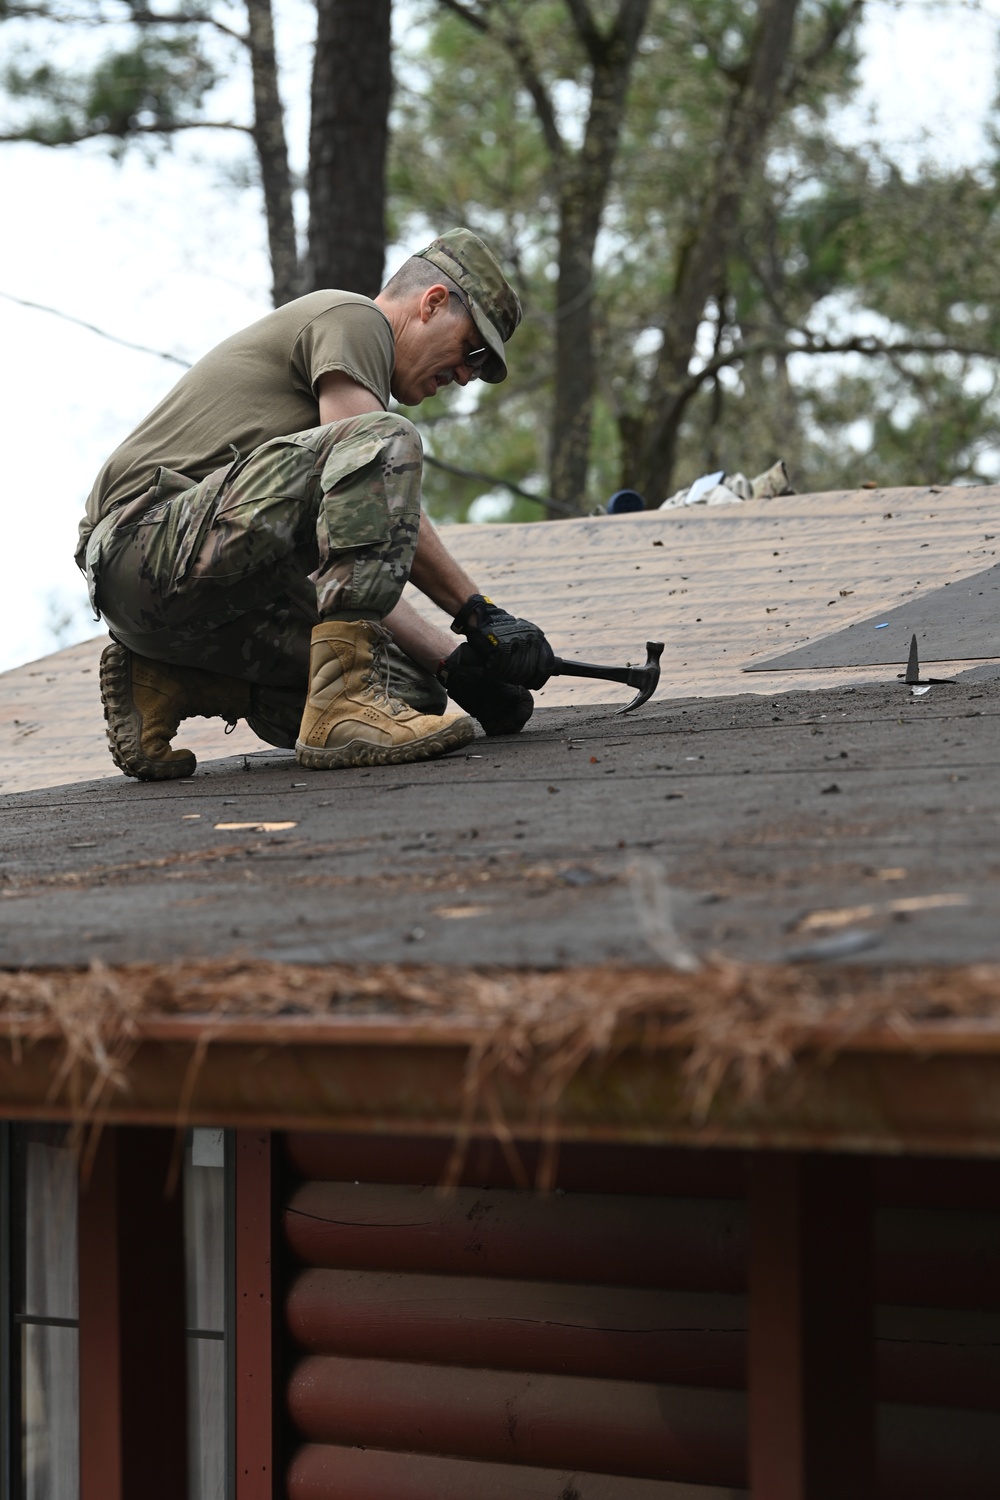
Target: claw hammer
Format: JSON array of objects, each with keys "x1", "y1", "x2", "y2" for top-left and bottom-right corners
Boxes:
[{"x1": 550, "y1": 641, "x2": 664, "y2": 714}]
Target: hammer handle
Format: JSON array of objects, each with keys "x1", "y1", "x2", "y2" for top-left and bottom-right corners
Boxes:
[{"x1": 550, "y1": 657, "x2": 644, "y2": 688}]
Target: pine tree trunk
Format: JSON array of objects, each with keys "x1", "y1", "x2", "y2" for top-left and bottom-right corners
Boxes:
[
  {"x1": 306, "y1": 0, "x2": 392, "y2": 296},
  {"x1": 548, "y1": 0, "x2": 651, "y2": 515},
  {"x1": 549, "y1": 187, "x2": 601, "y2": 516},
  {"x1": 633, "y1": 0, "x2": 801, "y2": 501},
  {"x1": 245, "y1": 0, "x2": 300, "y2": 306}
]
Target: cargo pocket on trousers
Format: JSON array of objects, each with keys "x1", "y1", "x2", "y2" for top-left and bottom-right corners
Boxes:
[
  {"x1": 84, "y1": 510, "x2": 119, "y2": 619},
  {"x1": 317, "y1": 452, "x2": 391, "y2": 554}
]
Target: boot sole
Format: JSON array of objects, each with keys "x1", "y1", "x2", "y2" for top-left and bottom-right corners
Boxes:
[
  {"x1": 294, "y1": 716, "x2": 475, "y2": 770},
  {"x1": 100, "y1": 642, "x2": 197, "y2": 781}
]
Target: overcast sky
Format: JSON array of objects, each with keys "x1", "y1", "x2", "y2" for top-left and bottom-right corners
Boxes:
[{"x1": 1, "y1": 0, "x2": 999, "y2": 675}]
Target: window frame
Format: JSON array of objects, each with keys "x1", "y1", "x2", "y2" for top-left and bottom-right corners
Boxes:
[
  {"x1": 0, "y1": 1121, "x2": 13, "y2": 1500},
  {"x1": 2, "y1": 1124, "x2": 236, "y2": 1500},
  {"x1": 224, "y1": 1134, "x2": 236, "y2": 1500}
]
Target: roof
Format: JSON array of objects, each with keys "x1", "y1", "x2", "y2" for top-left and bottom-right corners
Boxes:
[
  {"x1": 2, "y1": 485, "x2": 1000, "y2": 1148},
  {"x1": 5, "y1": 482, "x2": 999, "y2": 796}
]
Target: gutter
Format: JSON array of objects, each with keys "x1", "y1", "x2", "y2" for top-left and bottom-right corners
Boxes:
[{"x1": 2, "y1": 1005, "x2": 1000, "y2": 1156}]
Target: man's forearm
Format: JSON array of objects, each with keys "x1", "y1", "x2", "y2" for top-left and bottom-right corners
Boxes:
[
  {"x1": 381, "y1": 596, "x2": 454, "y2": 672},
  {"x1": 407, "y1": 513, "x2": 478, "y2": 617}
]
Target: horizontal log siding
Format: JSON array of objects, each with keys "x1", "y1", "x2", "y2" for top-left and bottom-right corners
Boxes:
[
  {"x1": 287, "y1": 1444, "x2": 746, "y2": 1500},
  {"x1": 287, "y1": 1270, "x2": 746, "y2": 1387},
  {"x1": 283, "y1": 1133, "x2": 747, "y2": 1196},
  {"x1": 287, "y1": 1267, "x2": 1000, "y2": 1411},
  {"x1": 281, "y1": 1139, "x2": 1000, "y2": 1497},
  {"x1": 284, "y1": 1181, "x2": 746, "y2": 1290},
  {"x1": 288, "y1": 1356, "x2": 747, "y2": 1484}
]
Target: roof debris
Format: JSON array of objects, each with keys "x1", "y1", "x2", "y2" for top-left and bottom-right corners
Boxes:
[{"x1": 3, "y1": 957, "x2": 1000, "y2": 1137}]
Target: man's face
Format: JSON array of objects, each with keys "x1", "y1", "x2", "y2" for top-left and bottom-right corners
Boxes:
[{"x1": 391, "y1": 285, "x2": 487, "y2": 406}]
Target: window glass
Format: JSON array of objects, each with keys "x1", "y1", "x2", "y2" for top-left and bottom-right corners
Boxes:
[
  {"x1": 23, "y1": 1140, "x2": 77, "y2": 1321},
  {"x1": 184, "y1": 1129, "x2": 227, "y2": 1500},
  {"x1": 15, "y1": 1127, "x2": 79, "y2": 1500},
  {"x1": 21, "y1": 1326, "x2": 78, "y2": 1500},
  {"x1": 5, "y1": 1125, "x2": 230, "y2": 1500}
]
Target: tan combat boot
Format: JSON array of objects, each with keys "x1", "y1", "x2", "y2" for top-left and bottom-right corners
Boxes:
[
  {"x1": 100, "y1": 641, "x2": 251, "y2": 781},
  {"x1": 295, "y1": 620, "x2": 474, "y2": 770}
]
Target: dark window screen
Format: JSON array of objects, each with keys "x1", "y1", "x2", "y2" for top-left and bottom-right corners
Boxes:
[
  {"x1": 184, "y1": 1129, "x2": 230, "y2": 1500},
  {"x1": 11, "y1": 1126, "x2": 79, "y2": 1500}
]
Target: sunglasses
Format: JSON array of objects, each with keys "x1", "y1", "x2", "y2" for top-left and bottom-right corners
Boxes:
[{"x1": 451, "y1": 289, "x2": 491, "y2": 371}]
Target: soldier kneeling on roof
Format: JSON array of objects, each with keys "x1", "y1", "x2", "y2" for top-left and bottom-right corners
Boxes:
[{"x1": 77, "y1": 229, "x2": 553, "y2": 778}]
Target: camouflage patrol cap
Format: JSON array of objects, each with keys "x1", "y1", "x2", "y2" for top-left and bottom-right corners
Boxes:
[{"x1": 414, "y1": 228, "x2": 521, "y2": 383}]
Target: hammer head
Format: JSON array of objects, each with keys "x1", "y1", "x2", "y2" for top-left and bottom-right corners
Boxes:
[{"x1": 617, "y1": 641, "x2": 664, "y2": 715}]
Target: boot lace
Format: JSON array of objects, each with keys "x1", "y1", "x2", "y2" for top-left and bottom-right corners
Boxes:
[{"x1": 364, "y1": 630, "x2": 409, "y2": 715}]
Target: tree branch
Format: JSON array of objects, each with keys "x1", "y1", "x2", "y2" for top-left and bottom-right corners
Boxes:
[
  {"x1": 0, "y1": 289, "x2": 194, "y2": 365},
  {"x1": 1, "y1": 2, "x2": 76, "y2": 17},
  {"x1": 126, "y1": 7, "x2": 248, "y2": 44},
  {"x1": 424, "y1": 453, "x2": 578, "y2": 517},
  {"x1": 3, "y1": 1, "x2": 247, "y2": 39},
  {"x1": 437, "y1": 0, "x2": 565, "y2": 161},
  {"x1": 564, "y1": 0, "x2": 605, "y2": 65},
  {"x1": 0, "y1": 1, "x2": 112, "y2": 18},
  {"x1": 564, "y1": 0, "x2": 654, "y2": 70},
  {"x1": 783, "y1": 0, "x2": 864, "y2": 98},
  {"x1": 0, "y1": 119, "x2": 250, "y2": 144},
  {"x1": 684, "y1": 330, "x2": 1000, "y2": 401},
  {"x1": 611, "y1": 0, "x2": 656, "y2": 57},
  {"x1": 435, "y1": 0, "x2": 490, "y2": 34},
  {"x1": 497, "y1": 10, "x2": 564, "y2": 161}
]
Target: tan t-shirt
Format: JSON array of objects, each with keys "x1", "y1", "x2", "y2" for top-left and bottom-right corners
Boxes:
[{"x1": 77, "y1": 290, "x2": 395, "y2": 567}]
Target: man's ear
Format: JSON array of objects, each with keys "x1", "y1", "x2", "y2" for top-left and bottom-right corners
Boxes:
[{"x1": 418, "y1": 284, "x2": 450, "y2": 323}]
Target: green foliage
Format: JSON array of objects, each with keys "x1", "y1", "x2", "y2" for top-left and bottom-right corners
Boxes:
[
  {"x1": 392, "y1": 0, "x2": 1000, "y2": 516},
  {"x1": 2, "y1": 32, "x2": 217, "y2": 144},
  {"x1": 389, "y1": 0, "x2": 848, "y2": 512},
  {"x1": 0, "y1": 0, "x2": 226, "y2": 155},
  {"x1": 798, "y1": 359, "x2": 1000, "y2": 490}
]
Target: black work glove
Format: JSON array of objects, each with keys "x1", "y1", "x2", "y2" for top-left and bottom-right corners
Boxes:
[
  {"x1": 438, "y1": 644, "x2": 534, "y2": 736},
  {"x1": 451, "y1": 593, "x2": 555, "y2": 689}
]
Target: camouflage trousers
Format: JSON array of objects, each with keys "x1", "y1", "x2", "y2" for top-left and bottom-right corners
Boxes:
[{"x1": 86, "y1": 413, "x2": 447, "y2": 744}]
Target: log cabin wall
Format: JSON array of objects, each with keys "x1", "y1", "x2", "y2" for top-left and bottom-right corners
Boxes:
[{"x1": 278, "y1": 1135, "x2": 1000, "y2": 1500}]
